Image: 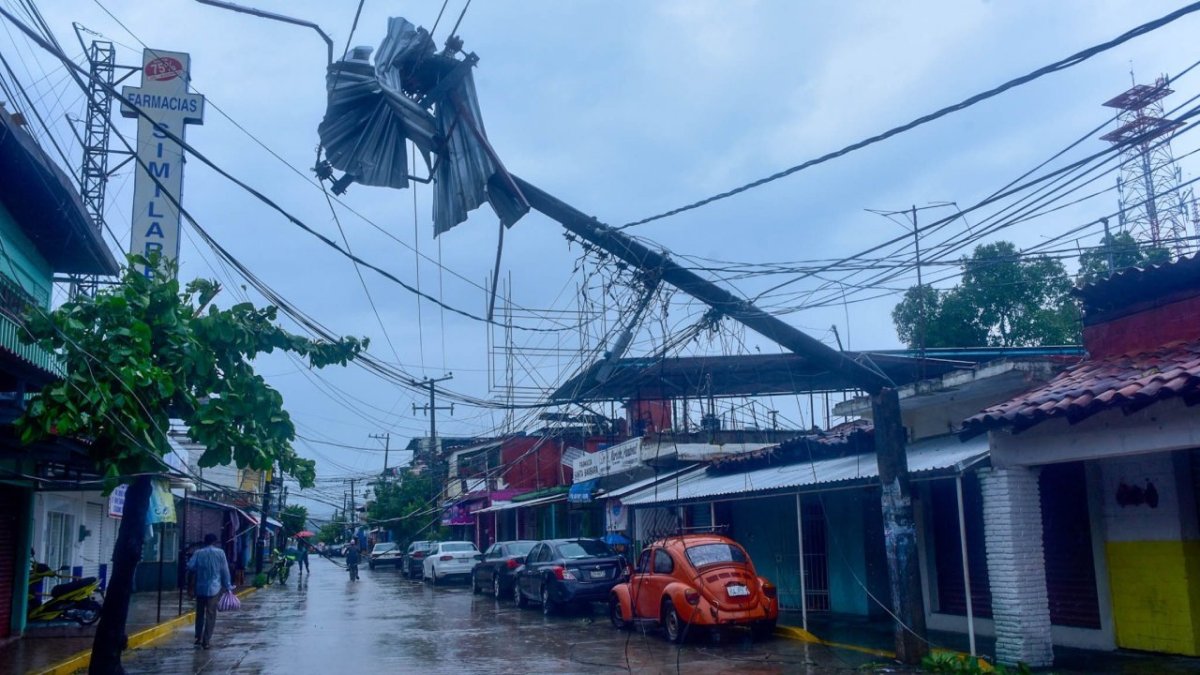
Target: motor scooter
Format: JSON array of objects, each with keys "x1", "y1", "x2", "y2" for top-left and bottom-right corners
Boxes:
[{"x1": 28, "y1": 561, "x2": 104, "y2": 625}]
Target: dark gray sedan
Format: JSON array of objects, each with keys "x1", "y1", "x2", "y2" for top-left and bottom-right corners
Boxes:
[{"x1": 471, "y1": 540, "x2": 537, "y2": 599}]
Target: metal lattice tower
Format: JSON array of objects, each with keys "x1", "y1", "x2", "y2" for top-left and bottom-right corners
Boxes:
[
  {"x1": 1101, "y1": 75, "x2": 1196, "y2": 256},
  {"x1": 72, "y1": 40, "x2": 116, "y2": 298}
]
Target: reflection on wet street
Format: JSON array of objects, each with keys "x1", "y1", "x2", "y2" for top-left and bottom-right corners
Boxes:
[{"x1": 121, "y1": 557, "x2": 885, "y2": 674}]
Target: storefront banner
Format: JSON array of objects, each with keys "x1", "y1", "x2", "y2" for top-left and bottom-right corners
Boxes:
[
  {"x1": 148, "y1": 479, "x2": 176, "y2": 523},
  {"x1": 572, "y1": 438, "x2": 642, "y2": 482},
  {"x1": 606, "y1": 500, "x2": 628, "y2": 532}
]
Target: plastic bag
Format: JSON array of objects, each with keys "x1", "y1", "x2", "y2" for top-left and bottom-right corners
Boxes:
[{"x1": 217, "y1": 590, "x2": 240, "y2": 612}]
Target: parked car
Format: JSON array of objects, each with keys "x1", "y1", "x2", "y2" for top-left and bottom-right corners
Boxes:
[
  {"x1": 402, "y1": 541, "x2": 436, "y2": 579},
  {"x1": 368, "y1": 542, "x2": 402, "y2": 569},
  {"x1": 513, "y1": 538, "x2": 627, "y2": 615},
  {"x1": 471, "y1": 540, "x2": 537, "y2": 598},
  {"x1": 422, "y1": 541, "x2": 481, "y2": 584},
  {"x1": 609, "y1": 534, "x2": 778, "y2": 642}
]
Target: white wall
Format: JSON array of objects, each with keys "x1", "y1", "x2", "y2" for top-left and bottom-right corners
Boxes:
[
  {"x1": 32, "y1": 491, "x2": 117, "y2": 586},
  {"x1": 1098, "y1": 453, "x2": 1197, "y2": 543}
]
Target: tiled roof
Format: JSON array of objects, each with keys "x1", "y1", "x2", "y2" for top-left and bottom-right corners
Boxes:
[
  {"x1": 962, "y1": 340, "x2": 1200, "y2": 436},
  {"x1": 706, "y1": 420, "x2": 874, "y2": 474}
]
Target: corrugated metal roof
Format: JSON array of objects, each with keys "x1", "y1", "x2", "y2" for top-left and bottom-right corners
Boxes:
[
  {"x1": 475, "y1": 493, "x2": 566, "y2": 514},
  {"x1": 599, "y1": 466, "x2": 700, "y2": 501},
  {"x1": 620, "y1": 434, "x2": 989, "y2": 506}
]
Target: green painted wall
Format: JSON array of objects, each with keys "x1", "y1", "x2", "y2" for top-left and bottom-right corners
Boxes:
[{"x1": 0, "y1": 199, "x2": 52, "y2": 308}]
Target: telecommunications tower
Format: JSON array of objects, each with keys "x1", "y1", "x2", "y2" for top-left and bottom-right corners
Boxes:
[
  {"x1": 1101, "y1": 75, "x2": 1197, "y2": 255},
  {"x1": 71, "y1": 39, "x2": 117, "y2": 298}
]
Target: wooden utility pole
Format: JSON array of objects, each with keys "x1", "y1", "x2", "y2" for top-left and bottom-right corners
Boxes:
[{"x1": 513, "y1": 175, "x2": 928, "y2": 663}]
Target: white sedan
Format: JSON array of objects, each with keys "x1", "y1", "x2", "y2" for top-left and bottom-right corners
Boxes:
[{"x1": 422, "y1": 541, "x2": 481, "y2": 584}]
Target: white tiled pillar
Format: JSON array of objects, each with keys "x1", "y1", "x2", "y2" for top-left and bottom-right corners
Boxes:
[{"x1": 979, "y1": 466, "x2": 1054, "y2": 667}]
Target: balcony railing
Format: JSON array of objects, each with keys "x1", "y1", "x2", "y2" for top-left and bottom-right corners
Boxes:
[{"x1": 0, "y1": 272, "x2": 61, "y2": 378}]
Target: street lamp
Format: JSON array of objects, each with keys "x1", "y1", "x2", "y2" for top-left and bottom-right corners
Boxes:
[{"x1": 194, "y1": 0, "x2": 333, "y2": 66}]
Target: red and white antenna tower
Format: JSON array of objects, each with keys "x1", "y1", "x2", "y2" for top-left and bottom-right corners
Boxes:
[{"x1": 1101, "y1": 75, "x2": 1195, "y2": 255}]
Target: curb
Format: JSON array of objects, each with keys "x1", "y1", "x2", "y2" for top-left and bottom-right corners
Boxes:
[
  {"x1": 774, "y1": 624, "x2": 896, "y2": 658},
  {"x1": 32, "y1": 587, "x2": 259, "y2": 675},
  {"x1": 773, "y1": 626, "x2": 995, "y2": 671}
]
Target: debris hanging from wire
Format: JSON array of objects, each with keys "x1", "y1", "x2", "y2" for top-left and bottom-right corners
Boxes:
[{"x1": 317, "y1": 17, "x2": 528, "y2": 237}]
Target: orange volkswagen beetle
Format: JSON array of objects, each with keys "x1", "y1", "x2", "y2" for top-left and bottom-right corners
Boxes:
[{"x1": 609, "y1": 534, "x2": 778, "y2": 642}]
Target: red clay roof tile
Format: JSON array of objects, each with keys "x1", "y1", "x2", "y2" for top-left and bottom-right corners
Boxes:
[{"x1": 962, "y1": 340, "x2": 1200, "y2": 436}]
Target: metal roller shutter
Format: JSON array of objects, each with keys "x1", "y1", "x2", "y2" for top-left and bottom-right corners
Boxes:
[
  {"x1": 0, "y1": 489, "x2": 20, "y2": 639},
  {"x1": 686, "y1": 502, "x2": 712, "y2": 530}
]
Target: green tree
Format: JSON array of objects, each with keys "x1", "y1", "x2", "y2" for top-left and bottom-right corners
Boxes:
[
  {"x1": 892, "y1": 241, "x2": 1080, "y2": 349},
  {"x1": 281, "y1": 504, "x2": 309, "y2": 540},
  {"x1": 17, "y1": 260, "x2": 364, "y2": 674},
  {"x1": 1077, "y1": 230, "x2": 1170, "y2": 284},
  {"x1": 316, "y1": 521, "x2": 345, "y2": 545},
  {"x1": 367, "y1": 472, "x2": 444, "y2": 544}
]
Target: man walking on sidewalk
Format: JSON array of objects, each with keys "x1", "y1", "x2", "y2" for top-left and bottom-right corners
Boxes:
[{"x1": 187, "y1": 533, "x2": 233, "y2": 649}]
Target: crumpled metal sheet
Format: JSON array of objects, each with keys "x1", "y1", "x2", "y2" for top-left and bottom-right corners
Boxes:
[{"x1": 317, "y1": 16, "x2": 528, "y2": 236}]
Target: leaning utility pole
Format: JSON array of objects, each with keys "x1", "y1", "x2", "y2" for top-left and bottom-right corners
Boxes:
[
  {"x1": 512, "y1": 175, "x2": 929, "y2": 663},
  {"x1": 370, "y1": 432, "x2": 391, "y2": 477}
]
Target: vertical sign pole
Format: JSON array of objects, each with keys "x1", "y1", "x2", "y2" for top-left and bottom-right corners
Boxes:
[{"x1": 120, "y1": 49, "x2": 205, "y2": 277}]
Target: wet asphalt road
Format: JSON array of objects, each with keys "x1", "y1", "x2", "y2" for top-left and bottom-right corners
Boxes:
[{"x1": 119, "y1": 556, "x2": 891, "y2": 674}]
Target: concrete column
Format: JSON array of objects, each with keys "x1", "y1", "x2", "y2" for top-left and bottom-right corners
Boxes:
[{"x1": 979, "y1": 466, "x2": 1054, "y2": 667}]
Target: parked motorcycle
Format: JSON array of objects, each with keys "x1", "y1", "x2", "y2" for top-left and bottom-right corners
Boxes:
[
  {"x1": 266, "y1": 549, "x2": 296, "y2": 585},
  {"x1": 27, "y1": 561, "x2": 104, "y2": 625}
]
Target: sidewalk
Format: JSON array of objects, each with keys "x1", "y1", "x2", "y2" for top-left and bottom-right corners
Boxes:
[
  {"x1": 0, "y1": 588, "x2": 195, "y2": 675},
  {"x1": 777, "y1": 610, "x2": 1200, "y2": 673}
]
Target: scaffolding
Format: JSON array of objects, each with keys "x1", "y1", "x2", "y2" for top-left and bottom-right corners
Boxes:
[{"x1": 1101, "y1": 76, "x2": 1196, "y2": 255}]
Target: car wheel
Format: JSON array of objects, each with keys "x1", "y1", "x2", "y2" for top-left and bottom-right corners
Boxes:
[
  {"x1": 430, "y1": 567, "x2": 439, "y2": 586},
  {"x1": 472, "y1": 573, "x2": 481, "y2": 594},
  {"x1": 609, "y1": 595, "x2": 629, "y2": 631},
  {"x1": 540, "y1": 584, "x2": 555, "y2": 616},
  {"x1": 493, "y1": 574, "x2": 502, "y2": 600},
  {"x1": 751, "y1": 619, "x2": 777, "y2": 641},
  {"x1": 368, "y1": 561, "x2": 375, "y2": 570},
  {"x1": 514, "y1": 579, "x2": 528, "y2": 608},
  {"x1": 662, "y1": 599, "x2": 687, "y2": 643}
]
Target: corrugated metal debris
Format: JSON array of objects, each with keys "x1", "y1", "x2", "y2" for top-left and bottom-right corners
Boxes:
[{"x1": 317, "y1": 17, "x2": 528, "y2": 236}]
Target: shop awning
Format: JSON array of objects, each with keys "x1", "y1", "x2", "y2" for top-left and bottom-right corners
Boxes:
[
  {"x1": 568, "y1": 479, "x2": 599, "y2": 504},
  {"x1": 475, "y1": 493, "x2": 567, "y2": 514},
  {"x1": 620, "y1": 434, "x2": 989, "y2": 506}
]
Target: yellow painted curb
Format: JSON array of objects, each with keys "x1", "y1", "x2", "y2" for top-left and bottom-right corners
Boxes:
[
  {"x1": 773, "y1": 625, "x2": 993, "y2": 670},
  {"x1": 32, "y1": 587, "x2": 259, "y2": 675},
  {"x1": 774, "y1": 624, "x2": 896, "y2": 658}
]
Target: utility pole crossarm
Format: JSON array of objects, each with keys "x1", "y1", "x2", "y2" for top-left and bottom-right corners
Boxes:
[{"x1": 512, "y1": 175, "x2": 893, "y2": 395}]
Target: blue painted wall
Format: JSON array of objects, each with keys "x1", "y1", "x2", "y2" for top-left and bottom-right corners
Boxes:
[{"x1": 728, "y1": 495, "x2": 802, "y2": 609}]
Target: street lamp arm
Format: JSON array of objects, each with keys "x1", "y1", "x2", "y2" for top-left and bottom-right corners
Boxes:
[{"x1": 194, "y1": 0, "x2": 333, "y2": 66}]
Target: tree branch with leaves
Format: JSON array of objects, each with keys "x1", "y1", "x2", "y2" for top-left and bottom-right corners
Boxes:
[{"x1": 17, "y1": 259, "x2": 365, "y2": 674}]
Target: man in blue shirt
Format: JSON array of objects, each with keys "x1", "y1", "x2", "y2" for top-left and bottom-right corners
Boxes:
[{"x1": 187, "y1": 533, "x2": 232, "y2": 649}]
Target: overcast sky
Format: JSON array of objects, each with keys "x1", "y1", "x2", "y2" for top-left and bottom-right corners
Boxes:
[{"x1": 8, "y1": 1, "x2": 1200, "y2": 515}]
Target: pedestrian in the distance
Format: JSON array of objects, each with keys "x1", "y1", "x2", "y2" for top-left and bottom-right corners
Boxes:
[
  {"x1": 187, "y1": 533, "x2": 233, "y2": 649},
  {"x1": 296, "y1": 540, "x2": 310, "y2": 576},
  {"x1": 345, "y1": 541, "x2": 360, "y2": 581}
]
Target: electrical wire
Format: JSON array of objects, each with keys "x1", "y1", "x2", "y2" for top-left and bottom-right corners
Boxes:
[{"x1": 617, "y1": 1, "x2": 1200, "y2": 230}]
